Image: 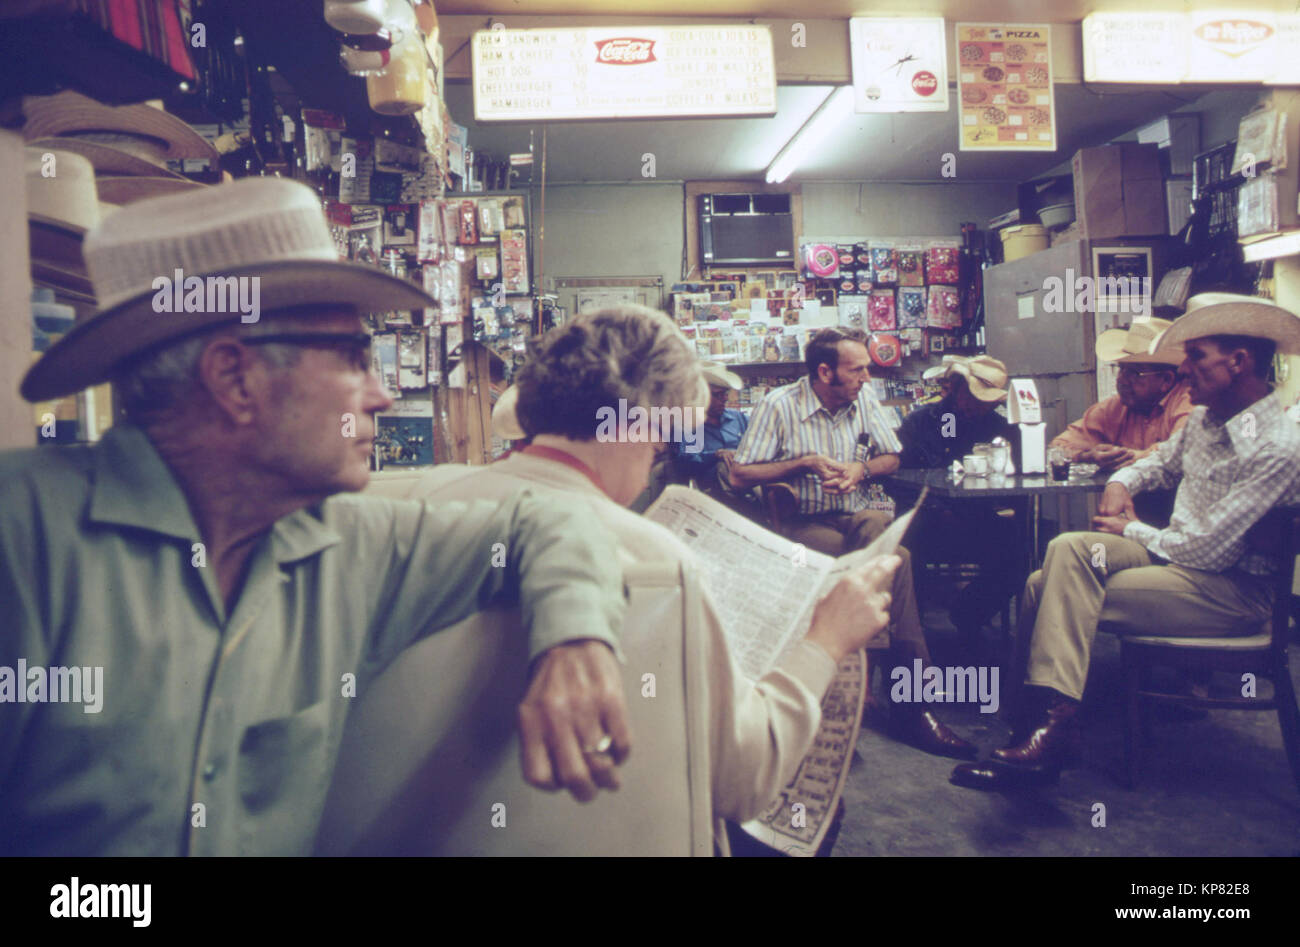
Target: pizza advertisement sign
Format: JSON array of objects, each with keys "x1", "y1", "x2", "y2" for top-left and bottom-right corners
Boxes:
[
  {"x1": 849, "y1": 17, "x2": 949, "y2": 113},
  {"x1": 956, "y1": 23, "x2": 1056, "y2": 152}
]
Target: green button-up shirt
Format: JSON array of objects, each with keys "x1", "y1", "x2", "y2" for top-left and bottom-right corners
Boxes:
[{"x1": 0, "y1": 425, "x2": 624, "y2": 856}]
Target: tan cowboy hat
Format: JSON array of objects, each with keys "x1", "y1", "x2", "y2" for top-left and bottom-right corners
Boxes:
[
  {"x1": 1095, "y1": 317, "x2": 1183, "y2": 366},
  {"x1": 699, "y1": 360, "x2": 742, "y2": 391},
  {"x1": 21, "y1": 177, "x2": 435, "y2": 402},
  {"x1": 25, "y1": 146, "x2": 104, "y2": 235},
  {"x1": 1150, "y1": 292, "x2": 1300, "y2": 358},
  {"x1": 95, "y1": 175, "x2": 204, "y2": 205},
  {"x1": 923, "y1": 354, "x2": 1009, "y2": 402},
  {"x1": 23, "y1": 90, "x2": 220, "y2": 164},
  {"x1": 492, "y1": 386, "x2": 526, "y2": 440}
]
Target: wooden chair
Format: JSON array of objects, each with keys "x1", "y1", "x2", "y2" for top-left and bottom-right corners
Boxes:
[
  {"x1": 1108, "y1": 506, "x2": 1300, "y2": 793},
  {"x1": 757, "y1": 481, "x2": 800, "y2": 536},
  {"x1": 315, "y1": 560, "x2": 715, "y2": 856}
]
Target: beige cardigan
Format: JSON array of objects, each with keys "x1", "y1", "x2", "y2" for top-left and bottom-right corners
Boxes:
[{"x1": 403, "y1": 452, "x2": 839, "y2": 854}]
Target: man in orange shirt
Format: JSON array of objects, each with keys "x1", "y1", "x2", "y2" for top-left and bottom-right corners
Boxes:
[
  {"x1": 1052, "y1": 318, "x2": 1193, "y2": 469},
  {"x1": 1051, "y1": 318, "x2": 1192, "y2": 524}
]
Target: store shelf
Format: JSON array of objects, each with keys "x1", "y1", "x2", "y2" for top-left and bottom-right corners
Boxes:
[{"x1": 1240, "y1": 229, "x2": 1300, "y2": 263}]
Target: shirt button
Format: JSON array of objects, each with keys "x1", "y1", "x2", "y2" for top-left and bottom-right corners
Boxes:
[{"x1": 202, "y1": 762, "x2": 218, "y2": 781}]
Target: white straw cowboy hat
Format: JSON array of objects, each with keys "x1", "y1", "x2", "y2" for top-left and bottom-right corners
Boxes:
[
  {"x1": 21, "y1": 177, "x2": 435, "y2": 402},
  {"x1": 1095, "y1": 317, "x2": 1183, "y2": 366},
  {"x1": 25, "y1": 146, "x2": 119, "y2": 297},
  {"x1": 25, "y1": 146, "x2": 112, "y2": 235},
  {"x1": 23, "y1": 90, "x2": 219, "y2": 178},
  {"x1": 699, "y1": 360, "x2": 742, "y2": 391},
  {"x1": 922, "y1": 354, "x2": 1009, "y2": 402},
  {"x1": 1150, "y1": 293, "x2": 1300, "y2": 358},
  {"x1": 492, "y1": 386, "x2": 527, "y2": 440}
]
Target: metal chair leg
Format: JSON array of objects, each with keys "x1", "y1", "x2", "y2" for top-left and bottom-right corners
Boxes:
[
  {"x1": 1123, "y1": 652, "x2": 1143, "y2": 791},
  {"x1": 1272, "y1": 651, "x2": 1300, "y2": 795}
]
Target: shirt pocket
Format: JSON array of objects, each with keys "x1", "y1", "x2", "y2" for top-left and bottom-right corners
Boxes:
[{"x1": 237, "y1": 700, "x2": 334, "y2": 813}]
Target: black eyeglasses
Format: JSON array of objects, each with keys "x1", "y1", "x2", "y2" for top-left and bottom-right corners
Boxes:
[
  {"x1": 1117, "y1": 365, "x2": 1174, "y2": 378},
  {"x1": 242, "y1": 332, "x2": 373, "y2": 371}
]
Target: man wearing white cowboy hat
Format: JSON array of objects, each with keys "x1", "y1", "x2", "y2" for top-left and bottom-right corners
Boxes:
[
  {"x1": 1050, "y1": 318, "x2": 1193, "y2": 477},
  {"x1": 0, "y1": 177, "x2": 633, "y2": 855},
  {"x1": 669, "y1": 360, "x2": 750, "y2": 492},
  {"x1": 952, "y1": 293, "x2": 1300, "y2": 789},
  {"x1": 896, "y1": 354, "x2": 1023, "y2": 638},
  {"x1": 901, "y1": 354, "x2": 1017, "y2": 469}
]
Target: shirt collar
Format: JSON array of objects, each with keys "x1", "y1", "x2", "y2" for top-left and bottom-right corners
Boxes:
[
  {"x1": 90, "y1": 424, "x2": 340, "y2": 563},
  {"x1": 1221, "y1": 390, "x2": 1282, "y2": 454},
  {"x1": 521, "y1": 444, "x2": 610, "y2": 497},
  {"x1": 1145, "y1": 379, "x2": 1189, "y2": 418},
  {"x1": 797, "y1": 376, "x2": 858, "y2": 422}
]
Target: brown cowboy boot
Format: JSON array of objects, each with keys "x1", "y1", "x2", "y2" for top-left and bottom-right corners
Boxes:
[{"x1": 991, "y1": 693, "x2": 1081, "y2": 772}]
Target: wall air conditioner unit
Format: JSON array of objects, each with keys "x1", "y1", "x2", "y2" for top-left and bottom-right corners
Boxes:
[{"x1": 699, "y1": 193, "x2": 794, "y2": 265}]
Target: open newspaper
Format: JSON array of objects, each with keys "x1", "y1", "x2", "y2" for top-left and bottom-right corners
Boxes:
[{"x1": 644, "y1": 485, "x2": 923, "y2": 857}]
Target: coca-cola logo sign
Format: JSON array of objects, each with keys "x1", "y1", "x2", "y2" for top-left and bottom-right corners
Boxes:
[
  {"x1": 911, "y1": 70, "x2": 938, "y2": 96},
  {"x1": 594, "y1": 38, "x2": 656, "y2": 64},
  {"x1": 1195, "y1": 19, "x2": 1273, "y2": 50}
]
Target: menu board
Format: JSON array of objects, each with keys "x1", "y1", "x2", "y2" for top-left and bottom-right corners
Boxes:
[
  {"x1": 1085, "y1": 11, "x2": 1300, "y2": 84},
  {"x1": 472, "y1": 26, "x2": 777, "y2": 122},
  {"x1": 848, "y1": 17, "x2": 949, "y2": 113},
  {"x1": 956, "y1": 23, "x2": 1056, "y2": 152},
  {"x1": 1082, "y1": 13, "x2": 1186, "y2": 83}
]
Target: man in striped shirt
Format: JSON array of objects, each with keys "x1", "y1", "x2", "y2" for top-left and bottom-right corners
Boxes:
[
  {"x1": 953, "y1": 294, "x2": 1300, "y2": 787},
  {"x1": 730, "y1": 327, "x2": 976, "y2": 760}
]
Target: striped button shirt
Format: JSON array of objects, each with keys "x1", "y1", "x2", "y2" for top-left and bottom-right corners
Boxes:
[
  {"x1": 1111, "y1": 391, "x2": 1300, "y2": 576},
  {"x1": 733, "y1": 376, "x2": 902, "y2": 515}
]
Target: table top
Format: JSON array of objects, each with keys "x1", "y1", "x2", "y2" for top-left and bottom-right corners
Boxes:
[{"x1": 884, "y1": 467, "x2": 1112, "y2": 498}]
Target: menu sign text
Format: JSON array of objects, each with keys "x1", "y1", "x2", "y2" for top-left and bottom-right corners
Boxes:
[{"x1": 472, "y1": 26, "x2": 777, "y2": 122}]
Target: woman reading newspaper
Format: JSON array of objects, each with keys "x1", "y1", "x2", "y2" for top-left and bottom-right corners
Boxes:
[{"x1": 399, "y1": 305, "x2": 900, "y2": 855}]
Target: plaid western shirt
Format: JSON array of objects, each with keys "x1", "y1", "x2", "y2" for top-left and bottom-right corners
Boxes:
[
  {"x1": 1111, "y1": 391, "x2": 1300, "y2": 576},
  {"x1": 733, "y1": 376, "x2": 902, "y2": 516}
]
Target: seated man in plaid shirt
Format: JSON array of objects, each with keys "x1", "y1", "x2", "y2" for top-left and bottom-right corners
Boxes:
[
  {"x1": 953, "y1": 294, "x2": 1300, "y2": 788},
  {"x1": 728, "y1": 327, "x2": 975, "y2": 760}
]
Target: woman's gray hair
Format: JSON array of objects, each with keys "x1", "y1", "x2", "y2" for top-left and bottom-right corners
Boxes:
[
  {"x1": 114, "y1": 315, "x2": 316, "y2": 425},
  {"x1": 514, "y1": 304, "x2": 705, "y2": 441}
]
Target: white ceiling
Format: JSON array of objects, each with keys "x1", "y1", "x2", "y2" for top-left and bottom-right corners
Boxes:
[
  {"x1": 439, "y1": 0, "x2": 1287, "y2": 183},
  {"x1": 445, "y1": 82, "x2": 1239, "y2": 183}
]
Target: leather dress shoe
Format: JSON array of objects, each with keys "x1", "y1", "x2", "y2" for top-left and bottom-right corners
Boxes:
[
  {"x1": 992, "y1": 698, "x2": 1081, "y2": 771},
  {"x1": 890, "y1": 709, "x2": 978, "y2": 760},
  {"x1": 950, "y1": 761, "x2": 1059, "y2": 791}
]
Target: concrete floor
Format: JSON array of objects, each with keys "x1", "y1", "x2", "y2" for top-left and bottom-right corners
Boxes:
[{"x1": 833, "y1": 607, "x2": 1300, "y2": 857}]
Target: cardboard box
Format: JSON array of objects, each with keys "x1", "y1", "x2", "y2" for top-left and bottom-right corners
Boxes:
[
  {"x1": 1137, "y1": 114, "x2": 1201, "y2": 176},
  {"x1": 1165, "y1": 177, "x2": 1194, "y2": 235},
  {"x1": 1072, "y1": 143, "x2": 1167, "y2": 239}
]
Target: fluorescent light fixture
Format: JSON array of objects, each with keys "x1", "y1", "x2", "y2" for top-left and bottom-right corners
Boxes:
[{"x1": 765, "y1": 86, "x2": 855, "y2": 184}]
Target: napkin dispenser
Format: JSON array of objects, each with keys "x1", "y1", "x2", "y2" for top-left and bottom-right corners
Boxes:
[{"x1": 1007, "y1": 377, "x2": 1046, "y2": 474}]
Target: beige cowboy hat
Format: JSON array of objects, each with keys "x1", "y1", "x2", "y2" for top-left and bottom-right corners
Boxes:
[
  {"x1": 94, "y1": 174, "x2": 205, "y2": 205},
  {"x1": 922, "y1": 354, "x2": 1009, "y2": 402},
  {"x1": 24, "y1": 90, "x2": 219, "y2": 165},
  {"x1": 1095, "y1": 317, "x2": 1183, "y2": 366},
  {"x1": 1150, "y1": 292, "x2": 1300, "y2": 358},
  {"x1": 21, "y1": 177, "x2": 435, "y2": 402},
  {"x1": 24, "y1": 146, "x2": 118, "y2": 235},
  {"x1": 699, "y1": 360, "x2": 742, "y2": 391},
  {"x1": 24, "y1": 91, "x2": 216, "y2": 204},
  {"x1": 492, "y1": 386, "x2": 526, "y2": 440}
]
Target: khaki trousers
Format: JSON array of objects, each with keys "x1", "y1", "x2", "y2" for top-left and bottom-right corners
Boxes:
[
  {"x1": 785, "y1": 509, "x2": 931, "y2": 665},
  {"x1": 1019, "y1": 531, "x2": 1274, "y2": 701}
]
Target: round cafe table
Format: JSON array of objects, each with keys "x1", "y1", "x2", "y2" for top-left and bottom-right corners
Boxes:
[{"x1": 882, "y1": 466, "x2": 1112, "y2": 572}]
